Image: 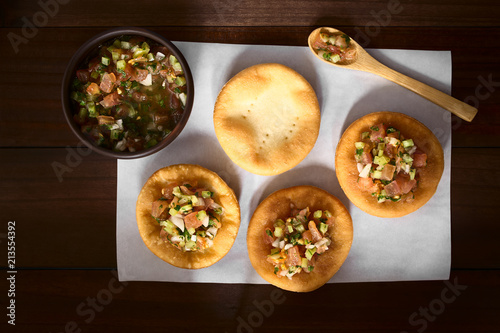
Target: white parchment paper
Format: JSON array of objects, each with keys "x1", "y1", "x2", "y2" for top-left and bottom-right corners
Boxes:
[{"x1": 117, "y1": 42, "x2": 451, "y2": 283}]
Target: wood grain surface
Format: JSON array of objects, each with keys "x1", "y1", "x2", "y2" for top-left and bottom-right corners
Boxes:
[{"x1": 1, "y1": 0, "x2": 499, "y2": 332}]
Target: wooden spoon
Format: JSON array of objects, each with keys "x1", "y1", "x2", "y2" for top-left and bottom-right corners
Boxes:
[{"x1": 308, "y1": 27, "x2": 477, "y2": 122}]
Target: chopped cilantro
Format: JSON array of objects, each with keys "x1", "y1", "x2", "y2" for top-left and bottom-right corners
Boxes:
[
  {"x1": 274, "y1": 267, "x2": 279, "y2": 274},
  {"x1": 370, "y1": 126, "x2": 379, "y2": 131},
  {"x1": 356, "y1": 148, "x2": 363, "y2": 155},
  {"x1": 290, "y1": 233, "x2": 301, "y2": 245},
  {"x1": 308, "y1": 265, "x2": 314, "y2": 272},
  {"x1": 266, "y1": 229, "x2": 273, "y2": 237},
  {"x1": 341, "y1": 34, "x2": 351, "y2": 45}
]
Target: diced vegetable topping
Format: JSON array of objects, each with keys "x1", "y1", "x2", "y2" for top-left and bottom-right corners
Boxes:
[
  {"x1": 153, "y1": 182, "x2": 223, "y2": 252},
  {"x1": 313, "y1": 32, "x2": 356, "y2": 63},
  {"x1": 265, "y1": 206, "x2": 335, "y2": 279},
  {"x1": 70, "y1": 35, "x2": 188, "y2": 152},
  {"x1": 355, "y1": 123, "x2": 427, "y2": 202}
]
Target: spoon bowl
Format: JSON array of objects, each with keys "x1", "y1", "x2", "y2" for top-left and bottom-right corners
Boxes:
[{"x1": 308, "y1": 27, "x2": 478, "y2": 122}]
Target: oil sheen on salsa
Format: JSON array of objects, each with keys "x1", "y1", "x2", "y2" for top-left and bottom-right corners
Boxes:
[{"x1": 70, "y1": 35, "x2": 188, "y2": 152}]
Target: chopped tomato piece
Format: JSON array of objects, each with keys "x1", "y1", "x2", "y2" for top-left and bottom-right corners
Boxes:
[
  {"x1": 380, "y1": 164, "x2": 396, "y2": 181},
  {"x1": 358, "y1": 177, "x2": 377, "y2": 193},
  {"x1": 97, "y1": 115, "x2": 115, "y2": 125},
  {"x1": 384, "y1": 143, "x2": 397, "y2": 158},
  {"x1": 395, "y1": 173, "x2": 417, "y2": 194},
  {"x1": 384, "y1": 180, "x2": 401, "y2": 197},
  {"x1": 263, "y1": 228, "x2": 274, "y2": 244},
  {"x1": 162, "y1": 183, "x2": 178, "y2": 200},
  {"x1": 361, "y1": 151, "x2": 373, "y2": 165},
  {"x1": 327, "y1": 44, "x2": 341, "y2": 54},
  {"x1": 86, "y1": 82, "x2": 100, "y2": 95},
  {"x1": 370, "y1": 123, "x2": 386, "y2": 142},
  {"x1": 151, "y1": 200, "x2": 169, "y2": 219},
  {"x1": 184, "y1": 212, "x2": 203, "y2": 229},
  {"x1": 99, "y1": 73, "x2": 116, "y2": 93},
  {"x1": 100, "y1": 91, "x2": 121, "y2": 108},
  {"x1": 313, "y1": 38, "x2": 327, "y2": 49},
  {"x1": 302, "y1": 230, "x2": 313, "y2": 243},
  {"x1": 76, "y1": 69, "x2": 90, "y2": 83},
  {"x1": 308, "y1": 221, "x2": 322, "y2": 242},
  {"x1": 285, "y1": 246, "x2": 301, "y2": 267},
  {"x1": 413, "y1": 152, "x2": 427, "y2": 168}
]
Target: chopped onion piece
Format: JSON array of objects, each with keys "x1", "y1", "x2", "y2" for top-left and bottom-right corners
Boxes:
[
  {"x1": 407, "y1": 145, "x2": 417, "y2": 155},
  {"x1": 201, "y1": 215, "x2": 209, "y2": 227},
  {"x1": 139, "y1": 73, "x2": 152, "y2": 86},
  {"x1": 191, "y1": 235, "x2": 197, "y2": 242},
  {"x1": 284, "y1": 244, "x2": 293, "y2": 250},
  {"x1": 171, "y1": 235, "x2": 183, "y2": 242},
  {"x1": 194, "y1": 197, "x2": 205, "y2": 207},
  {"x1": 170, "y1": 215, "x2": 185, "y2": 232},
  {"x1": 207, "y1": 227, "x2": 217, "y2": 236},
  {"x1": 116, "y1": 119, "x2": 123, "y2": 130},
  {"x1": 272, "y1": 238, "x2": 280, "y2": 248},
  {"x1": 314, "y1": 238, "x2": 329, "y2": 248},
  {"x1": 179, "y1": 93, "x2": 187, "y2": 106},
  {"x1": 359, "y1": 163, "x2": 372, "y2": 178},
  {"x1": 115, "y1": 139, "x2": 127, "y2": 151},
  {"x1": 156, "y1": 52, "x2": 166, "y2": 60},
  {"x1": 357, "y1": 162, "x2": 364, "y2": 173},
  {"x1": 279, "y1": 240, "x2": 285, "y2": 249},
  {"x1": 210, "y1": 202, "x2": 225, "y2": 214}
]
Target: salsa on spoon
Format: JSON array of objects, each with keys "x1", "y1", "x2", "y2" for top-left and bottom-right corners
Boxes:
[{"x1": 308, "y1": 27, "x2": 477, "y2": 122}]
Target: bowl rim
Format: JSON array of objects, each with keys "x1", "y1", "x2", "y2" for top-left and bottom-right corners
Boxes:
[{"x1": 61, "y1": 27, "x2": 194, "y2": 159}]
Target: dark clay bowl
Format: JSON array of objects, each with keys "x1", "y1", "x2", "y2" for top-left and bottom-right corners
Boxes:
[{"x1": 61, "y1": 27, "x2": 194, "y2": 159}]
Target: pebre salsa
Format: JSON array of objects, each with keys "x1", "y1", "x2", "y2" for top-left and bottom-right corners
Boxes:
[
  {"x1": 312, "y1": 32, "x2": 356, "y2": 63},
  {"x1": 152, "y1": 182, "x2": 225, "y2": 252},
  {"x1": 264, "y1": 206, "x2": 334, "y2": 279},
  {"x1": 355, "y1": 123, "x2": 428, "y2": 203},
  {"x1": 70, "y1": 36, "x2": 188, "y2": 152}
]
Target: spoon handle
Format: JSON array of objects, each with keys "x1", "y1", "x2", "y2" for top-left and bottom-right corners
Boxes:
[{"x1": 365, "y1": 59, "x2": 478, "y2": 122}]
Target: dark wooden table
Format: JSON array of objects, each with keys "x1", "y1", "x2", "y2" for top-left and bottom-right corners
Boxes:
[{"x1": 1, "y1": 1, "x2": 499, "y2": 332}]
